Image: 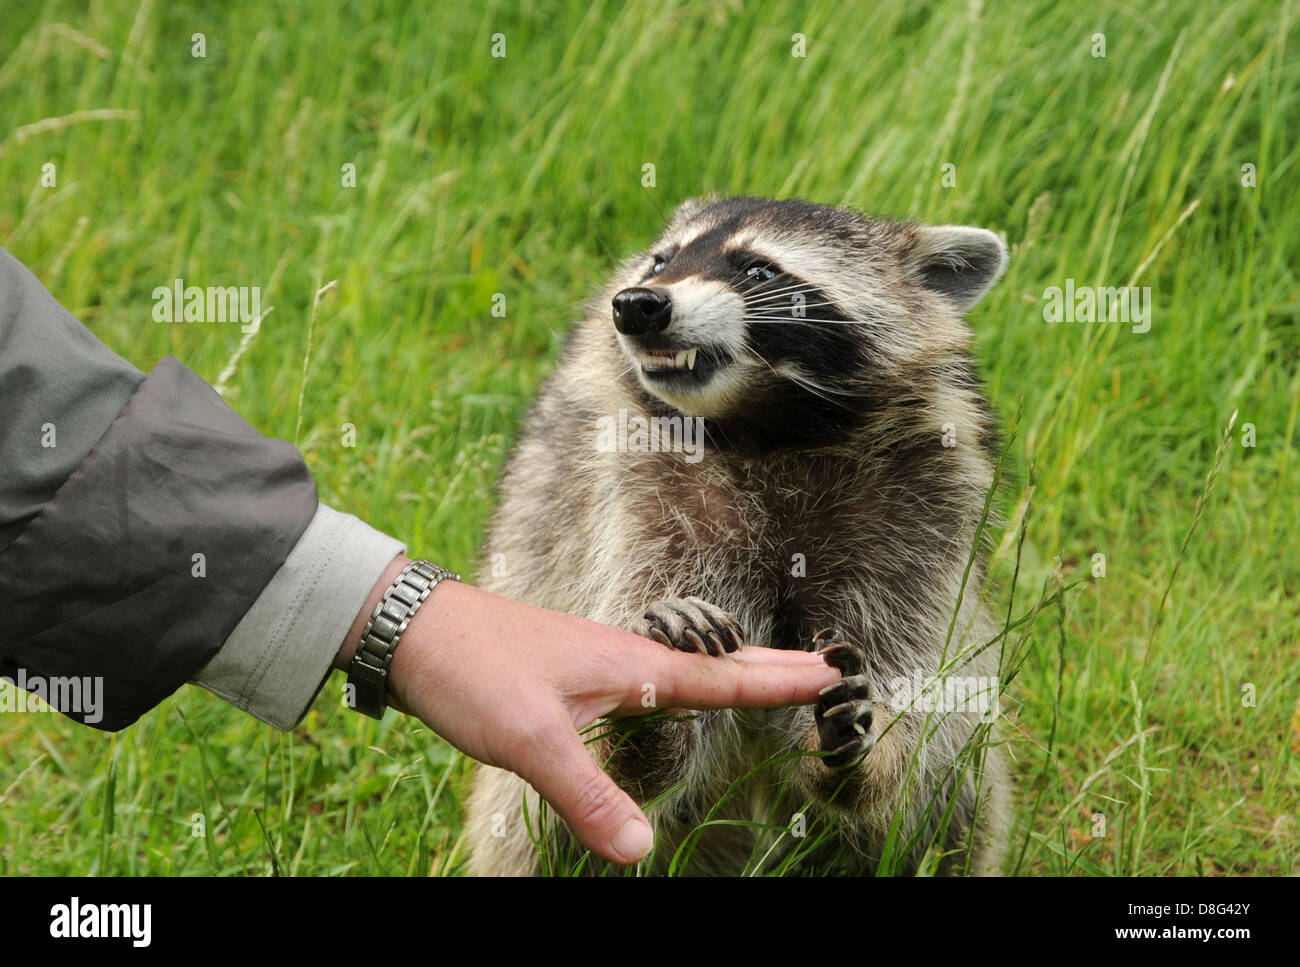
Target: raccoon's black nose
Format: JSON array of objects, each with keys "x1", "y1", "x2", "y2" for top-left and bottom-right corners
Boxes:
[{"x1": 612, "y1": 287, "x2": 672, "y2": 336}]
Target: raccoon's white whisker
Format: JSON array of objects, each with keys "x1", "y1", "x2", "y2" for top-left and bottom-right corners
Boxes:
[
  {"x1": 742, "y1": 318, "x2": 844, "y2": 331},
  {"x1": 744, "y1": 291, "x2": 825, "y2": 303},
  {"x1": 737, "y1": 344, "x2": 793, "y2": 392},
  {"x1": 709, "y1": 268, "x2": 818, "y2": 301},
  {"x1": 744, "y1": 295, "x2": 834, "y2": 311},
  {"x1": 744, "y1": 279, "x2": 814, "y2": 293},
  {"x1": 736, "y1": 343, "x2": 863, "y2": 410},
  {"x1": 692, "y1": 289, "x2": 742, "y2": 311},
  {"x1": 779, "y1": 368, "x2": 867, "y2": 403},
  {"x1": 745, "y1": 312, "x2": 877, "y2": 325},
  {"x1": 744, "y1": 291, "x2": 831, "y2": 302},
  {"x1": 743, "y1": 284, "x2": 811, "y2": 300},
  {"x1": 787, "y1": 370, "x2": 866, "y2": 401},
  {"x1": 743, "y1": 304, "x2": 843, "y2": 315},
  {"x1": 742, "y1": 316, "x2": 859, "y2": 328},
  {"x1": 746, "y1": 321, "x2": 866, "y2": 328}
]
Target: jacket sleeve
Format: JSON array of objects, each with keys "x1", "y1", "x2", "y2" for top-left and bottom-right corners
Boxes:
[
  {"x1": 0, "y1": 246, "x2": 402, "y2": 731},
  {"x1": 192, "y1": 503, "x2": 403, "y2": 730}
]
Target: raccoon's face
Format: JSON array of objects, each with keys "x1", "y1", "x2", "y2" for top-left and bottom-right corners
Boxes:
[{"x1": 607, "y1": 196, "x2": 1007, "y2": 448}]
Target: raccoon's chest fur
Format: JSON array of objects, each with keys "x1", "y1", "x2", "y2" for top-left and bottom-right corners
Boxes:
[{"x1": 553, "y1": 440, "x2": 893, "y2": 655}]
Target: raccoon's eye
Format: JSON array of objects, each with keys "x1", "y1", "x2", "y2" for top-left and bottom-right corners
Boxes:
[
  {"x1": 650, "y1": 255, "x2": 669, "y2": 276},
  {"x1": 744, "y1": 261, "x2": 778, "y2": 283}
]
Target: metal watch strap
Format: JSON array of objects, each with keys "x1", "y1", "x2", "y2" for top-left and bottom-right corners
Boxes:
[{"x1": 348, "y1": 559, "x2": 460, "y2": 719}]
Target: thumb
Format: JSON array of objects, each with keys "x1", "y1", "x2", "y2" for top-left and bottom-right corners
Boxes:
[{"x1": 521, "y1": 721, "x2": 655, "y2": 867}]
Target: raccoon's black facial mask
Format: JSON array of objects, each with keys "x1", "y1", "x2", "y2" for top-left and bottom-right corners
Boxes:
[{"x1": 611, "y1": 242, "x2": 864, "y2": 439}]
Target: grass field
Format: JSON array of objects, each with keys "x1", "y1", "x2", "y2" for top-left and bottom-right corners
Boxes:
[{"x1": 1, "y1": 0, "x2": 1296, "y2": 876}]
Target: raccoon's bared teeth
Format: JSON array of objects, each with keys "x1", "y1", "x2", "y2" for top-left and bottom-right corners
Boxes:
[{"x1": 639, "y1": 348, "x2": 698, "y2": 372}]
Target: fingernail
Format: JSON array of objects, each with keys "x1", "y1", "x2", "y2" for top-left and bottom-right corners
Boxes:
[{"x1": 612, "y1": 817, "x2": 654, "y2": 862}]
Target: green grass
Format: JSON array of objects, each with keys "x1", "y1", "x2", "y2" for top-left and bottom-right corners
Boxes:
[{"x1": 1, "y1": 0, "x2": 1296, "y2": 875}]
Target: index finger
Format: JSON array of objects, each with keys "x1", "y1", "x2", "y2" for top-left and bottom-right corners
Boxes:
[{"x1": 607, "y1": 647, "x2": 841, "y2": 716}]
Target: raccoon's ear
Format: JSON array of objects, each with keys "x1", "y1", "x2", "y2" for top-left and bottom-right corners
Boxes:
[
  {"x1": 671, "y1": 196, "x2": 711, "y2": 224},
  {"x1": 904, "y1": 225, "x2": 1008, "y2": 313}
]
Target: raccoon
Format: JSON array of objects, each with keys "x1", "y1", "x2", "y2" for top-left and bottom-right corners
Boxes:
[{"x1": 465, "y1": 196, "x2": 1012, "y2": 876}]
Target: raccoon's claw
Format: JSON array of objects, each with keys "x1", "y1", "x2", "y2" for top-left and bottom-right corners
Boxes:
[
  {"x1": 820, "y1": 700, "x2": 859, "y2": 720},
  {"x1": 824, "y1": 732, "x2": 876, "y2": 769},
  {"x1": 812, "y1": 629, "x2": 863, "y2": 676},
  {"x1": 647, "y1": 627, "x2": 674, "y2": 649},
  {"x1": 643, "y1": 597, "x2": 746, "y2": 656},
  {"x1": 813, "y1": 631, "x2": 874, "y2": 769}
]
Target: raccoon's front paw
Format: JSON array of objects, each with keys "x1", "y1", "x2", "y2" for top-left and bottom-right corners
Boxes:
[
  {"x1": 812, "y1": 629, "x2": 875, "y2": 769},
  {"x1": 643, "y1": 597, "x2": 746, "y2": 657}
]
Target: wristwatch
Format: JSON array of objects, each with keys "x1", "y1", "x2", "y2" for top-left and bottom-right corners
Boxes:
[{"x1": 347, "y1": 559, "x2": 460, "y2": 719}]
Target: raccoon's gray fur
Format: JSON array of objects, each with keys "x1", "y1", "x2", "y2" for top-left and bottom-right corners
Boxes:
[{"x1": 466, "y1": 196, "x2": 1012, "y2": 876}]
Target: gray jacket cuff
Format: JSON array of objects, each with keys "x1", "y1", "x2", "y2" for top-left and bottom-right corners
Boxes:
[{"x1": 192, "y1": 504, "x2": 404, "y2": 730}]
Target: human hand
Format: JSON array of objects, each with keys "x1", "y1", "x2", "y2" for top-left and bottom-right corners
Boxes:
[{"x1": 338, "y1": 555, "x2": 840, "y2": 866}]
